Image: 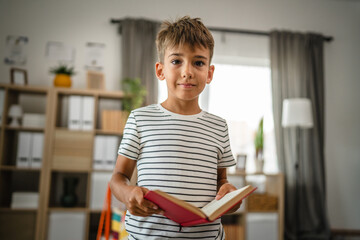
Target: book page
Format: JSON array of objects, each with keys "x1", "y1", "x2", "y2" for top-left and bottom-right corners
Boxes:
[{"x1": 201, "y1": 185, "x2": 255, "y2": 221}]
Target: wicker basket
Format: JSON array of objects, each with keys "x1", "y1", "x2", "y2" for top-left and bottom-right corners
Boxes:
[{"x1": 247, "y1": 193, "x2": 278, "y2": 211}]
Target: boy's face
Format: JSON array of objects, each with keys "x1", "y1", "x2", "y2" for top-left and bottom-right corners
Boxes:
[{"x1": 156, "y1": 44, "x2": 214, "y2": 104}]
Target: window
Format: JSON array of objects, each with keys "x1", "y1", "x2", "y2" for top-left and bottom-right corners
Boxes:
[{"x1": 208, "y1": 63, "x2": 278, "y2": 173}]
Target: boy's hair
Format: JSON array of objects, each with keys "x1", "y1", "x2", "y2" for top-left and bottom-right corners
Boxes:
[{"x1": 156, "y1": 16, "x2": 214, "y2": 64}]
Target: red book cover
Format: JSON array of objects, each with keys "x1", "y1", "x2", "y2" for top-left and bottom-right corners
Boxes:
[{"x1": 144, "y1": 185, "x2": 257, "y2": 227}]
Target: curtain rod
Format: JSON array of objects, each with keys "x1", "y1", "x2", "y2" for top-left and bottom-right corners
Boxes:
[{"x1": 111, "y1": 19, "x2": 333, "y2": 42}]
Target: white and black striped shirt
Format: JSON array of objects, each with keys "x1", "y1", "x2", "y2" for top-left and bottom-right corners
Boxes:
[{"x1": 118, "y1": 104, "x2": 236, "y2": 240}]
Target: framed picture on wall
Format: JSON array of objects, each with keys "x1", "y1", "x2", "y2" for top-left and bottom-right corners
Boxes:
[
  {"x1": 236, "y1": 154, "x2": 247, "y2": 172},
  {"x1": 10, "y1": 68, "x2": 28, "y2": 85}
]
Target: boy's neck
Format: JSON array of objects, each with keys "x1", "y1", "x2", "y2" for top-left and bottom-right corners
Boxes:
[{"x1": 161, "y1": 99, "x2": 202, "y2": 115}]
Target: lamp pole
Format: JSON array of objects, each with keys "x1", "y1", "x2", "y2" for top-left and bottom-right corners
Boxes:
[{"x1": 282, "y1": 98, "x2": 314, "y2": 236}]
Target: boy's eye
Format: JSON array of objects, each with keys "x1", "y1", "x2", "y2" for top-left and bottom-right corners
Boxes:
[
  {"x1": 171, "y1": 59, "x2": 181, "y2": 65},
  {"x1": 194, "y1": 61, "x2": 205, "y2": 67}
]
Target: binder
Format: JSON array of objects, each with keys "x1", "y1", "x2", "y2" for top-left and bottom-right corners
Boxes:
[
  {"x1": 48, "y1": 212, "x2": 86, "y2": 240},
  {"x1": 81, "y1": 96, "x2": 94, "y2": 130},
  {"x1": 16, "y1": 132, "x2": 32, "y2": 167},
  {"x1": 11, "y1": 192, "x2": 39, "y2": 209},
  {"x1": 104, "y1": 136, "x2": 118, "y2": 170},
  {"x1": 68, "y1": 95, "x2": 82, "y2": 130},
  {"x1": 93, "y1": 135, "x2": 105, "y2": 170},
  {"x1": 31, "y1": 133, "x2": 44, "y2": 168}
]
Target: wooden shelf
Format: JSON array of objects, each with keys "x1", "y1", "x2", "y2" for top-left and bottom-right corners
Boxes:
[
  {"x1": 55, "y1": 127, "x2": 94, "y2": 133},
  {"x1": 0, "y1": 165, "x2": 41, "y2": 171},
  {"x1": 91, "y1": 169, "x2": 113, "y2": 173},
  {"x1": 48, "y1": 207, "x2": 88, "y2": 213},
  {"x1": 5, "y1": 126, "x2": 45, "y2": 132},
  {"x1": 95, "y1": 129, "x2": 123, "y2": 136},
  {"x1": 54, "y1": 87, "x2": 127, "y2": 99},
  {"x1": 2, "y1": 84, "x2": 49, "y2": 94},
  {"x1": 0, "y1": 207, "x2": 38, "y2": 212},
  {"x1": 51, "y1": 168, "x2": 91, "y2": 173}
]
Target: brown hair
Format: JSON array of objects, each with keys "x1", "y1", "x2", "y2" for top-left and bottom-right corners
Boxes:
[{"x1": 156, "y1": 16, "x2": 214, "y2": 63}]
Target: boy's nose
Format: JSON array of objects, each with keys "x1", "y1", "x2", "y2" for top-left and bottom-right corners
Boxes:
[{"x1": 182, "y1": 65, "x2": 194, "y2": 79}]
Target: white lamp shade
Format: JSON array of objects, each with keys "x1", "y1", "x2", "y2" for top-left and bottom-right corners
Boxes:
[
  {"x1": 282, "y1": 98, "x2": 314, "y2": 128},
  {"x1": 9, "y1": 104, "x2": 23, "y2": 118}
]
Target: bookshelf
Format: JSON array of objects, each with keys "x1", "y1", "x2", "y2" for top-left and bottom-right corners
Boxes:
[
  {"x1": 0, "y1": 83, "x2": 51, "y2": 240},
  {"x1": 0, "y1": 84, "x2": 127, "y2": 240}
]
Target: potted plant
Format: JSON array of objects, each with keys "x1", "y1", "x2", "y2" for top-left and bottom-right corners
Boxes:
[
  {"x1": 254, "y1": 117, "x2": 264, "y2": 173},
  {"x1": 119, "y1": 77, "x2": 147, "y2": 128},
  {"x1": 50, "y1": 64, "x2": 76, "y2": 87},
  {"x1": 121, "y1": 77, "x2": 147, "y2": 113}
]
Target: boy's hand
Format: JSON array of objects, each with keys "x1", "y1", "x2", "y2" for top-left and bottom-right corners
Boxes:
[
  {"x1": 125, "y1": 186, "x2": 164, "y2": 217},
  {"x1": 215, "y1": 183, "x2": 242, "y2": 213}
]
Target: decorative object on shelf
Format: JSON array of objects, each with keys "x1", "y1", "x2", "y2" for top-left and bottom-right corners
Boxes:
[
  {"x1": 60, "y1": 177, "x2": 79, "y2": 207},
  {"x1": 22, "y1": 113, "x2": 46, "y2": 128},
  {"x1": 87, "y1": 71, "x2": 105, "y2": 90},
  {"x1": 121, "y1": 77, "x2": 147, "y2": 113},
  {"x1": 236, "y1": 154, "x2": 247, "y2": 172},
  {"x1": 8, "y1": 104, "x2": 23, "y2": 127},
  {"x1": 254, "y1": 117, "x2": 264, "y2": 173},
  {"x1": 50, "y1": 64, "x2": 76, "y2": 87},
  {"x1": 10, "y1": 68, "x2": 28, "y2": 85}
]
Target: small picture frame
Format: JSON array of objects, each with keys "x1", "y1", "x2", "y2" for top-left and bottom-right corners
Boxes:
[
  {"x1": 236, "y1": 154, "x2": 247, "y2": 172},
  {"x1": 87, "y1": 71, "x2": 104, "y2": 90},
  {"x1": 10, "y1": 68, "x2": 28, "y2": 85}
]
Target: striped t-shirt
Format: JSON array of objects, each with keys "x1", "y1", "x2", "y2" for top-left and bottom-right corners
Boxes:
[{"x1": 118, "y1": 104, "x2": 236, "y2": 240}]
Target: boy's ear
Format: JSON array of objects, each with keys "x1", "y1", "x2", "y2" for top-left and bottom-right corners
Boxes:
[
  {"x1": 206, "y1": 65, "x2": 215, "y2": 84},
  {"x1": 155, "y1": 62, "x2": 165, "y2": 80}
]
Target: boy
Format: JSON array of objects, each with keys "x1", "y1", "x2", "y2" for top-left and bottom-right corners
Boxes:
[{"x1": 110, "y1": 16, "x2": 240, "y2": 239}]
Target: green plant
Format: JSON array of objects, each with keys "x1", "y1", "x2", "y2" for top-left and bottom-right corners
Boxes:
[
  {"x1": 49, "y1": 64, "x2": 76, "y2": 76},
  {"x1": 254, "y1": 117, "x2": 264, "y2": 159},
  {"x1": 121, "y1": 78, "x2": 147, "y2": 112}
]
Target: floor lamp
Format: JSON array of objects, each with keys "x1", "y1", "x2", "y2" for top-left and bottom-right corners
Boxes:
[{"x1": 282, "y1": 98, "x2": 314, "y2": 228}]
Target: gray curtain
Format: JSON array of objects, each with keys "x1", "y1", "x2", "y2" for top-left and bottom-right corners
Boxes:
[
  {"x1": 270, "y1": 31, "x2": 330, "y2": 240},
  {"x1": 120, "y1": 18, "x2": 159, "y2": 105}
]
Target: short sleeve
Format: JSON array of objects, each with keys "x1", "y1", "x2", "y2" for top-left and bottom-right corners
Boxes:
[
  {"x1": 118, "y1": 111, "x2": 140, "y2": 160},
  {"x1": 218, "y1": 122, "x2": 236, "y2": 168}
]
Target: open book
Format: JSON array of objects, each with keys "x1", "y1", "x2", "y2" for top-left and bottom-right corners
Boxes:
[{"x1": 144, "y1": 185, "x2": 257, "y2": 227}]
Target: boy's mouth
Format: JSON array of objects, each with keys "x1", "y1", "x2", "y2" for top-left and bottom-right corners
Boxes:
[{"x1": 178, "y1": 83, "x2": 196, "y2": 88}]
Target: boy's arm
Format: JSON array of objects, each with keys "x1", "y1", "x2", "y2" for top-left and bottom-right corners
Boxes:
[
  {"x1": 215, "y1": 168, "x2": 242, "y2": 213},
  {"x1": 110, "y1": 154, "x2": 163, "y2": 216}
]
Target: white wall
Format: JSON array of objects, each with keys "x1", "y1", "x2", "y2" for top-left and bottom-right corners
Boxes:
[{"x1": 1, "y1": 0, "x2": 359, "y2": 230}]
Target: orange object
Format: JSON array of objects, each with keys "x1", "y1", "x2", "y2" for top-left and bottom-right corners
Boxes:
[
  {"x1": 54, "y1": 74, "x2": 72, "y2": 87},
  {"x1": 97, "y1": 183, "x2": 112, "y2": 240}
]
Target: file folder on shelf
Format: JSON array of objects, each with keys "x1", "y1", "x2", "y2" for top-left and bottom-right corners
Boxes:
[
  {"x1": 93, "y1": 135, "x2": 105, "y2": 170},
  {"x1": 30, "y1": 133, "x2": 44, "y2": 168},
  {"x1": 104, "y1": 136, "x2": 118, "y2": 170},
  {"x1": 16, "y1": 132, "x2": 32, "y2": 167},
  {"x1": 68, "y1": 95, "x2": 82, "y2": 130},
  {"x1": 81, "y1": 96, "x2": 94, "y2": 130}
]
